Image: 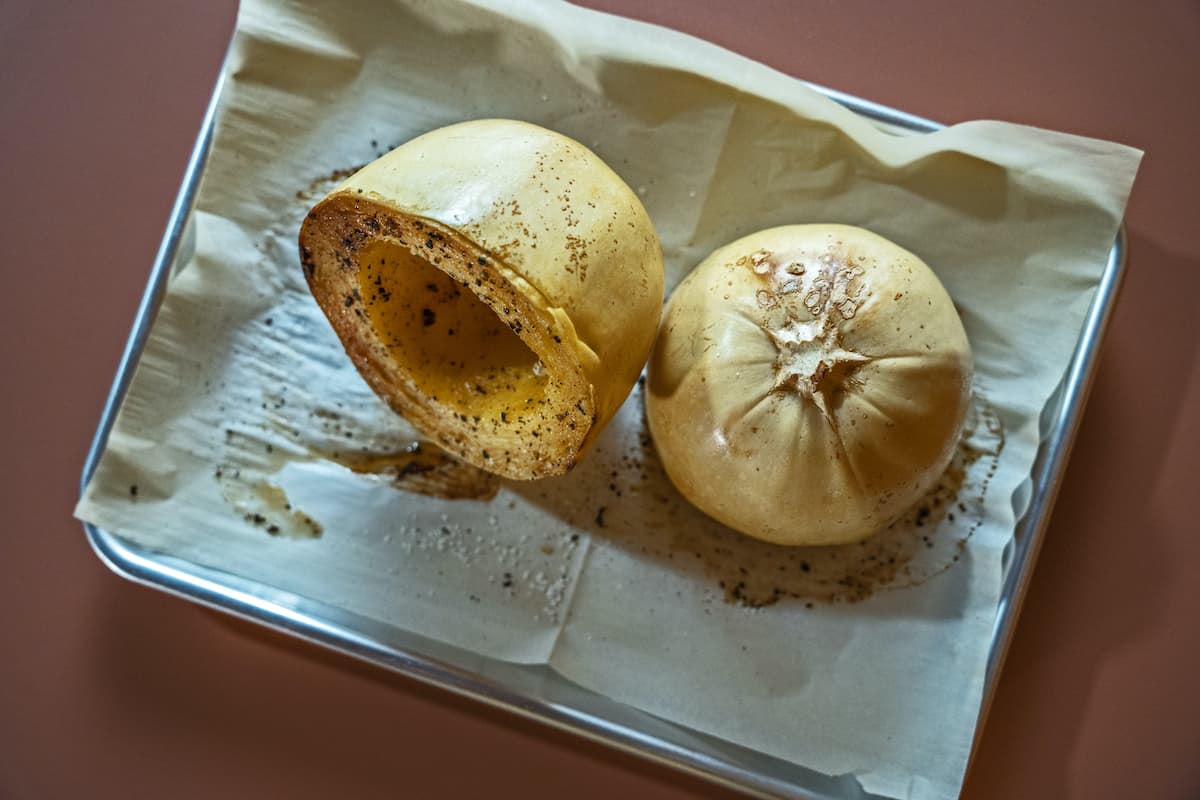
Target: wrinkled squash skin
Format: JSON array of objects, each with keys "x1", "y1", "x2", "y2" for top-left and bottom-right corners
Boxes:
[{"x1": 647, "y1": 225, "x2": 972, "y2": 546}]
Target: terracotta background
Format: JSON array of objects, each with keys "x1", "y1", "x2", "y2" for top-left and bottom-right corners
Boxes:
[{"x1": 1, "y1": 1, "x2": 1196, "y2": 797}]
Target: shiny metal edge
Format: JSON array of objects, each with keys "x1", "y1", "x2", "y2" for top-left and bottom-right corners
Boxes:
[
  {"x1": 80, "y1": 67, "x2": 226, "y2": 485},
  {"x1": 805, "y1": 80, "x2": 941, "y2": 134},
  {"x1": 77, "y1": 62, "x2": 1124, "y2": 800},
  {"x1": 974, "y1": 229, "x2": 1127, "y2": 743}
]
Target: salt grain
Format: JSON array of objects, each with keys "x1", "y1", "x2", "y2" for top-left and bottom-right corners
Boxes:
[{"x1": 376, "y1": 510, "x2": 587, "y2": 622}]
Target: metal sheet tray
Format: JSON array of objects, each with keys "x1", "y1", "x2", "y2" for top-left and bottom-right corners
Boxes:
[{"x1": 79, "y1": 61, "x2": 1126, "y2": 799}]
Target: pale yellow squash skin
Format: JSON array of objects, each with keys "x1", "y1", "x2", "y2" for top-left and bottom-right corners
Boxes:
[
  {"x1": 646, "y1": 225, "x2": 972, "y2": 545},
  {"x1": 300, "y1": 120, "x2": 663, "y2": 480}
]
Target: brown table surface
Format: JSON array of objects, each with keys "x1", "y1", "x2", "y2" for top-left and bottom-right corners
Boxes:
[{"x1": 3, "y1": 1, "x2": 1197, "y2": 797}]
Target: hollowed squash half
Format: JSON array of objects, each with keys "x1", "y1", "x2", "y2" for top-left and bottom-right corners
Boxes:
[{"x1": 300, "y1": 120, "x2": 664, "y2": 480}]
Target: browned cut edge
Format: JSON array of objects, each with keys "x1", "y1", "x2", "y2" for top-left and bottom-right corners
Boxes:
[{"x1": 299, "y1": 191, "x2": 594, "y2": 480}]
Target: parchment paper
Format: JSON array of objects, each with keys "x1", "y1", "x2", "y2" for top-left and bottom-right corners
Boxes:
[{"x1": 75, "y1": 0, "x2": 1141, "y2": 797}]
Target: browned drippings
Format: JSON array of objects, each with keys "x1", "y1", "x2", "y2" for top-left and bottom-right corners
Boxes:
[
  {"x1": 302, "y1": 403, "x2": 500, "y2": 501},
  {"x1": 328, "y1": 442, "x2": 499, "y2": 501},
  {"x1": 213, "y1": 453, "x2": 324, "y2": 539},
  {"x1": 293, "y1": 164, "x2": 368, "y2": 203}
]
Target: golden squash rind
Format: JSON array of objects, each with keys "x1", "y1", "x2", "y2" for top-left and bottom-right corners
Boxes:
[{"x1": 300, "y1": 120, "x2": 664, "y2": 480}]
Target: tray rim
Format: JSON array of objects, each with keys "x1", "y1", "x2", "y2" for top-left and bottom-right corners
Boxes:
[{"x1": 78, "y1": 51, "x2": 1128, "y2": 800}]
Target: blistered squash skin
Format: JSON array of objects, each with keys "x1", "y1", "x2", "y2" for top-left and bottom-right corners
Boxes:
[
  {"x1": 300, "y1": 120, "x2": 664, "y2": 480},
  {"x1": 646, "y1": 225, "x2": 973, "y2": 546}
]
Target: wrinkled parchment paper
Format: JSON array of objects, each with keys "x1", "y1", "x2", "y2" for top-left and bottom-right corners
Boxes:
[{"x1": 76, "y1": 1, "x2": 1141, "y2": 797}]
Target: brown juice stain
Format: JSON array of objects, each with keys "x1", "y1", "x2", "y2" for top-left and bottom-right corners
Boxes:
[
  {"x1": 215, "y1": 426, "x2": 496, "y2": 538},
  {"x1": 302, "y1": 405, "x2": 499, "y2": 501},
  {"x1": 293, "y1": 164, "x2": 368, "y2": 204},
  {"x1": 214, "y1": 459, "x2": 324, "y2": 539},
  {"x1": 221, "y1": 398, "x2": 497, "y2": 519},
  {"x1": 327, "y1": 443, "x2": 499, "y2": 501}
]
